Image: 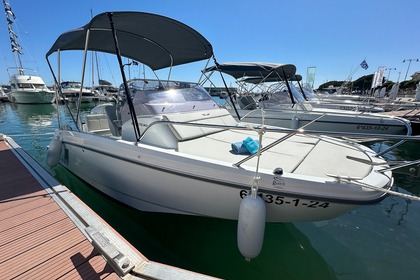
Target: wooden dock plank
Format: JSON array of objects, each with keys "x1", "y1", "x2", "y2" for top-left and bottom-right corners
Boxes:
[
  {"x1": 0, "y1": 201, "x2": 60, "y2": 232},
  {"x1": 15, "y1": 240, "x2": 116, "y2": 280},
  {"x1": 0, "y1": 136, "x2": 217, "y2": 280},
  {"x1": 0, "y1": 198, "x2": 56, "y2": 224},
  {"x1": 0, "y1": 139, "x2": 120, "y2": 279},
  {"x1": 0, "y1": 216, "x2": 74, "y2": 262},
  {"x1": 2, "y1": 227, "x2": 88, "y2": 279}
]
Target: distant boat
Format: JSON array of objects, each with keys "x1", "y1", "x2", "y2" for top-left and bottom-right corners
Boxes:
[
  {"x1": 0, "y1": 85, "x2": 9, "y2": 102},
  {"x1": 203, "y1": 62, "x2": 412, "y2": 137},
  {"x1": 59, "y1": 81, "x2": 96, "y2": 103},
  {"x1": 2, "y1": 1, "x2": 54, "y2": 104},
  {"x1": 6, "y1": 72, "x2": 55, "y2": 104}
]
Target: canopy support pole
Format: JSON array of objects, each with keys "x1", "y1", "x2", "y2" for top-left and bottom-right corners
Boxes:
[
  {"x1": 107, "y1": 12, "x2": 141, "y2": 142},
  {"x1": 213, "y1": 56, "x2": 241, "y2": 121}
]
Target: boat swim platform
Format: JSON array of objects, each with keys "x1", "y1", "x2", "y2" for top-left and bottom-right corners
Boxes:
[{"x1": 0, "y1": 134, "x2": 218, "y2": 280}]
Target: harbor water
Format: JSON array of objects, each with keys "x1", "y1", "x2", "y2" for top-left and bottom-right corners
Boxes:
[{"x1": 1, "y1": 101, "x2": 420, "y2": 280}]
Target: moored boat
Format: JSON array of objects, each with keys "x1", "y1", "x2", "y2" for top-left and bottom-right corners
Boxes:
[
  {"x1": 2, "y1": 2, "x2": 54, "y2": 104},
  {"x1": 203, "y1": 62, "x2": 412, "y2": 137},
  {"x1": 45, "y1": 11, "x2": 419, "y2": 226},
  {"x1": 7, "y1": 72, "x2": 55, "y2": 104}
]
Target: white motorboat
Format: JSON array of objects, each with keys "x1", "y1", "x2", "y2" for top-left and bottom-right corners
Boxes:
[
  {"x1": 3, "y1": 2, "x2": 54, "y2": 104},
  {"x1": 297, "y1": 81, "x2": 384, "y2": 113},
  {"x1": 46, "y1": 11, "x2": 416, "y2": 226},
  {"x1": 203, "y1": 62, "x2": 412, "y2": 136},
  {"x1": 7, "y1": 73, "x2": 55, "y2": 104},
  {"x1": 59, "y1": 81, "x2": 96, "y2": 103}
]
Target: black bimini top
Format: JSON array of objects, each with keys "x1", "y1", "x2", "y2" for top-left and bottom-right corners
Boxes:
[
  {"x1": 46, "y1": 11, "x2": 213, "y2": 70},
  {"x1": 204, "y1": 62, "x2": 297, "y2": 81},
  {"x1": 243, "y1": 74, "x2": 303, "y2": 84}
]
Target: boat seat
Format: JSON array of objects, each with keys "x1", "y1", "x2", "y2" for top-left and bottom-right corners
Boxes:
[
  {"x1": 238, "y1": 96, "x2": 257, "y2": 110},
  {"x1": 104, "y1": 104, "x2": 121, "y2": 136},
  {"x1": 163, "y1": 109, "x2": 238, "y2": 141},
  {"x1": 85, "y1": 114, "x2": 111, "y2": 134}
]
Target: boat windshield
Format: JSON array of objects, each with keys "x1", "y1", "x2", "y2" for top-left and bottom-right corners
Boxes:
[
  {"x1": 124, "y1": 79, "x2": 212, "y2": 103},
  {"x1": 267, "y1": 83, "x2": 306, "y2": 103},
  {"x1": 33, "y1": 84, "x2": 46, "y2": 89},
  {"x1": 120, "y1": 79, "x2": 218, "y2": 116},
  {"x1": 16, "y1": 83, "x2": 33, "y2": 89}
]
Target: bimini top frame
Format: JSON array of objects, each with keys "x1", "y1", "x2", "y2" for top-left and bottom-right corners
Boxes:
[{"x1": 45, "y1": 11, "x2": 214, "y2": 138}]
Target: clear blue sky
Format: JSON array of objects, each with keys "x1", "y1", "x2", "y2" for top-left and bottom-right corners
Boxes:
[{"x1": 1, "y1": 0, "x2": 419, "y2": 88}]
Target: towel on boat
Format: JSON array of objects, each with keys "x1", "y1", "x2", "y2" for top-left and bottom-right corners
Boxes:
[
  {"x1": 243, "y1": 137, "x2": 260, "y2": 154},
  {"x1": 231, "y1": 137, "x2": 260, "y2": 154}
]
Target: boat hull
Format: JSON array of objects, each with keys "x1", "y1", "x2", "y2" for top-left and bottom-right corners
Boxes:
[
  {"x1": 233, "y1": 109, "x2": 411, "y2": 135},
  {"x1": 7, "y1": 90, "x2": 54, "y2": 104},
  {"x1": 54, "y1": 130, "x2": 391, "y2": 223}
]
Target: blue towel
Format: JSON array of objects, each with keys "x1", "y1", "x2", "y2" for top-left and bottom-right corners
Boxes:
[
  {"x1": 243, "y1": 137, "x2": 260, "y2": 154},
  {"x1": 231, "y1": 142, "x2": 249, "y2": 154},
  {"x1": 231, "y1": 138, "x2": 260, "y2": 155}
]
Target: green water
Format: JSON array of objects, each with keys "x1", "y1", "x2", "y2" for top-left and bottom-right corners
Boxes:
[{"x1": 1, "y1": 102, "x2": 420, "y2": 280}]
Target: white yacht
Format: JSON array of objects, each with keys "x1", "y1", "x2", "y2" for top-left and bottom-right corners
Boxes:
[
  {"x1": 7, "y1": 72, "x2": 55, "y2": 104},
  {"x1": 3, "y1": 2, "x2": 54, "y2": 104}
]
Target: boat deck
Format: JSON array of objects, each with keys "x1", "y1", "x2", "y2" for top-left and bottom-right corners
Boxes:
[{"x1": 0, "y1": 135, "x2": 217, "y2": 279}]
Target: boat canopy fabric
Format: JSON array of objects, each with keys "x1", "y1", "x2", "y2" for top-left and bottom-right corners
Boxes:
[
  {"x1": 204, "y1": 62, "x2": 296, "y2": 80},
  {"x1": 243, "y1": 74, "x2": 303, "y2": 84},
  {"x1": 46, "y1": 11, "x2": 213, "y2": 70}
]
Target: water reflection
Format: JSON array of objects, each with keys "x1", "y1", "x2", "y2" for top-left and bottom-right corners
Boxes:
[{"x1": 52, "y1": 165, "x2": 335, "y2": 280}]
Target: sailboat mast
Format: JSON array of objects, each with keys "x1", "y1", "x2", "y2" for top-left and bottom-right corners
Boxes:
[{"x1": 3, "y1": 0, "x2": 24, "y2": 74}]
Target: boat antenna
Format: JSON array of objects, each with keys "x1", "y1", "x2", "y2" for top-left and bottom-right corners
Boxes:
[
  {"x1": 107, "y1": 12, "x2": 141, "y2": 142},
  {"x1": 213, "y1": 56, "x2": 241, "y2": 120}
]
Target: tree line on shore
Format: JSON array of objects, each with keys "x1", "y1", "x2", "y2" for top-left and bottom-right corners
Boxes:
[{"x1": 318, "y1": 74, "x2": 418, "y2": 94}]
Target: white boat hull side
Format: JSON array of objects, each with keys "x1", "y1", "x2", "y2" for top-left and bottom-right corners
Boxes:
[
  {"x1": 8, "y1": 90, "x2": 54, "y2": 104},
  {"x1": 56, "y1": 130, "x2": 387, "y2": 223},
  {"x1": 233, "y1": 109, "x2": 410, "y2": 135}
]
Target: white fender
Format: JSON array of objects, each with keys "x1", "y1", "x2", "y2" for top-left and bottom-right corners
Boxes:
[
  {"x1": 46, "y1": 137, "x2": 62, "y2": 167},
  {"x1": 237, "y1": 194, "x2": 266, "y2": 260}
]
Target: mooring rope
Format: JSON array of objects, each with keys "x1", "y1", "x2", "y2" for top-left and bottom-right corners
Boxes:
[
  {"x1": 354, "y1": 180, "x2": 420, "y2": 202},
  {"x1": 325, "y1": 173, "x2": 419, "y2": 202}
]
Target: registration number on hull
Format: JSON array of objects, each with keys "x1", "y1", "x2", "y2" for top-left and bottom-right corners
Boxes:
[
  {"x1": 239, "y1": 190, "x2": 330, "y2": 208},
  {"x1": 356, "y1": 125, "x2": 389, "y2": 131}
]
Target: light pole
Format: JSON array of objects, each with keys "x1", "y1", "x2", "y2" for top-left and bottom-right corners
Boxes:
[
  {"x1": 385, "y1": 67, "x2": 396, "y2": 81},
  {"x1": 403, "y1": 58, "x2": 419, "y2": 81}
]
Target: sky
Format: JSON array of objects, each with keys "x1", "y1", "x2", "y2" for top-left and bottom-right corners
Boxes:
[{"x1": 0, "y1": 0, "x2": 419, "y2": 89}]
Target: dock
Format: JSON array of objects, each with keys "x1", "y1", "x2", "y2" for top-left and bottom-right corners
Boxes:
[
  {"x1": 0, "y1": 134, "x2": 217, "y2": 279},
  {"x1": 384, "y1": 109, "x2": 420, "y2": 135}
]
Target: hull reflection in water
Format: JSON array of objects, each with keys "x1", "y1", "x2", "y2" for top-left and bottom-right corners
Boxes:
[{"x1": 51, "y1": 165, "x2": 336, "y2": 280}]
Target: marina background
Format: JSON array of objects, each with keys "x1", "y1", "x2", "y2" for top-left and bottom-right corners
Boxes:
[
  {"x1": 1, "y1": 101, "x2": 420, "y2": 280},
  {"x1": 1, "y1": 0, "x2": 420, "y2": 90}
]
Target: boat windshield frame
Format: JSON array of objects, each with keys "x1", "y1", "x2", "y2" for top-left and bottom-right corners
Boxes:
[{"x1": 121, "y1": 79, "x2": 218, "y2": 115}]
